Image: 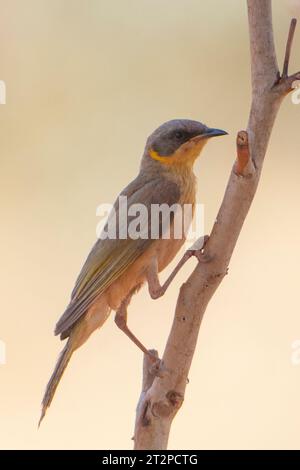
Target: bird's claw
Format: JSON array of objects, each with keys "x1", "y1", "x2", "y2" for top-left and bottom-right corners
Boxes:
[
  {"x1": 190, "y1": 249, "x2": 211, "y2": 263},
  {"x1": 185, "y1": 235, "x2": 211, "y2": 263}
]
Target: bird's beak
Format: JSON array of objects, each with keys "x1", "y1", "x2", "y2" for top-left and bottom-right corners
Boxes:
[
  {"x1": 176, "y1": 127, "x2": 228, "y2": 163},
  {"x1": 204, "y1": 128, "x2": 228, "y2": 138},
  {"x1": 189, "y1": 128, "x2": 228, "y2": 144}
]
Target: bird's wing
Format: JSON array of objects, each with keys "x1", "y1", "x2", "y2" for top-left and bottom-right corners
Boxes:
[{"x1": 55, "y1": 175, "x2": 181, "y2": 336}]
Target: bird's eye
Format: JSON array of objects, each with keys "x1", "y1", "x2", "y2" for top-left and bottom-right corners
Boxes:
[{"x1": 175, "y1": 131, "x2": 184, "y2": 140}]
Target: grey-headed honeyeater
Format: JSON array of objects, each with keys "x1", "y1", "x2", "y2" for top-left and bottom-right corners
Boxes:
[{"x1": 40, "y1": 119, "x2": 227, "y2": 424}]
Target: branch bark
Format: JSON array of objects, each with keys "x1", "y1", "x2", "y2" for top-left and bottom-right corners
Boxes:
[{"x1": 133, "y1": 0, "x2": 299, "y2": 450}]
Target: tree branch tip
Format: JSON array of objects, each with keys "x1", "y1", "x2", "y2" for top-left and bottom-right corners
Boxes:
[
  {"x1": 236, "y1": 130, "x2": 248, "y2": 144},
  {"x1": 234, "y1": 130, "x2": 254, "y2": 177},
  {"x1": 282, "y1": 17, "x2": 298, "y2": 79}
]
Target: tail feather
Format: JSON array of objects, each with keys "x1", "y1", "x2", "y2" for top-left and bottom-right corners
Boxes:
[
  {"x1": 39, "y1": 298, "x2": 111, "y2": 426},
  {"x1": 39, "y1": 341, "x2": 74, "y2": 426}
]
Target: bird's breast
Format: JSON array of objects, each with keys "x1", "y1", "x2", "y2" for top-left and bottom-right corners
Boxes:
[
  {"x1": 154, "y1": 171, "x2": 197, "y2": 272},
  {"x1": 105, "y1": 171, "x2": 197, "y2": 310}
]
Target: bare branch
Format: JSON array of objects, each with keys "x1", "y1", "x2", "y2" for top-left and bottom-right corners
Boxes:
[{"x1": 134, "y1": 0, "x2": 299, "y2": 449}]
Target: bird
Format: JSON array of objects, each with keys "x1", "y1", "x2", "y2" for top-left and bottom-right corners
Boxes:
[{"x1": 39, "y1": 119, "x2": 227, "y2": 424}]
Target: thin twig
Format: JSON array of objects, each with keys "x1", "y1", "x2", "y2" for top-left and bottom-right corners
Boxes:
[{"x1": 283, "y1": 18, "x2": 297, "y2": 78}]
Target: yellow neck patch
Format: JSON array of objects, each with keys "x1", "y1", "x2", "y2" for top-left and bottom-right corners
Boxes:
[
  {"x1": 149, "y1": 148, "x2": 173, "y2": 164},
  {"x1": 149, "y1": 139, "x2": 206, "y2": 168}
]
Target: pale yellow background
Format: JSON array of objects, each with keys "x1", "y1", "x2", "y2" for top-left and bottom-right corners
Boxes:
[{"x1": 0, "y1": 0, "x2": 300, "y2": 450}]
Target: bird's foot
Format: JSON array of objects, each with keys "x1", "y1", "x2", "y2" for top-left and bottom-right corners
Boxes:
[
  {"x1": 190, "y1": 249, "x2": 211, "y2": 263},
  {"x1": 185, "y1": 235, "x2": 212, "y2": 263}
]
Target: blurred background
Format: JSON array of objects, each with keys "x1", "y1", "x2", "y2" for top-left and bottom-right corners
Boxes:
[{"x1": 0, "y1": 0, "x2": 300, "y2": 450}]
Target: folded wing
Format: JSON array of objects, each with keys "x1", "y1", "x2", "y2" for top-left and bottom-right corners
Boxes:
[{"x1": 55, "y1": 175, "x2": 181, "y2": 337}]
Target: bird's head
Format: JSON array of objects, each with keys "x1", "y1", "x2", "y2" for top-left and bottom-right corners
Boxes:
[{"x1": 143, "y1": 119, "x2": 227, "y2": 170}]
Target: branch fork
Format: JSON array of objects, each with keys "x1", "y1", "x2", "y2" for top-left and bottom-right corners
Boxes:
[{"x1": 274, "y1": 18, "x2": 300, "y2": 94}]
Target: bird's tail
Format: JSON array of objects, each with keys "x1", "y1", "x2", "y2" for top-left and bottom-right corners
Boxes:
[
  {"x1": 39, "y1": 298, "x2": 111, "y2": 426},
  {"x1": 39, "y1": 340, "x2": 74, "y2": 426}
]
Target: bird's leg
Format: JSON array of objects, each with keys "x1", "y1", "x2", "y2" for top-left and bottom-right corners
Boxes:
[
  {"x1": 147, "y1": 235, "x2": 210, "y2": 300},
  {"x1": 114, "y1": 294, "x2": 157, "y2": 362}
]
